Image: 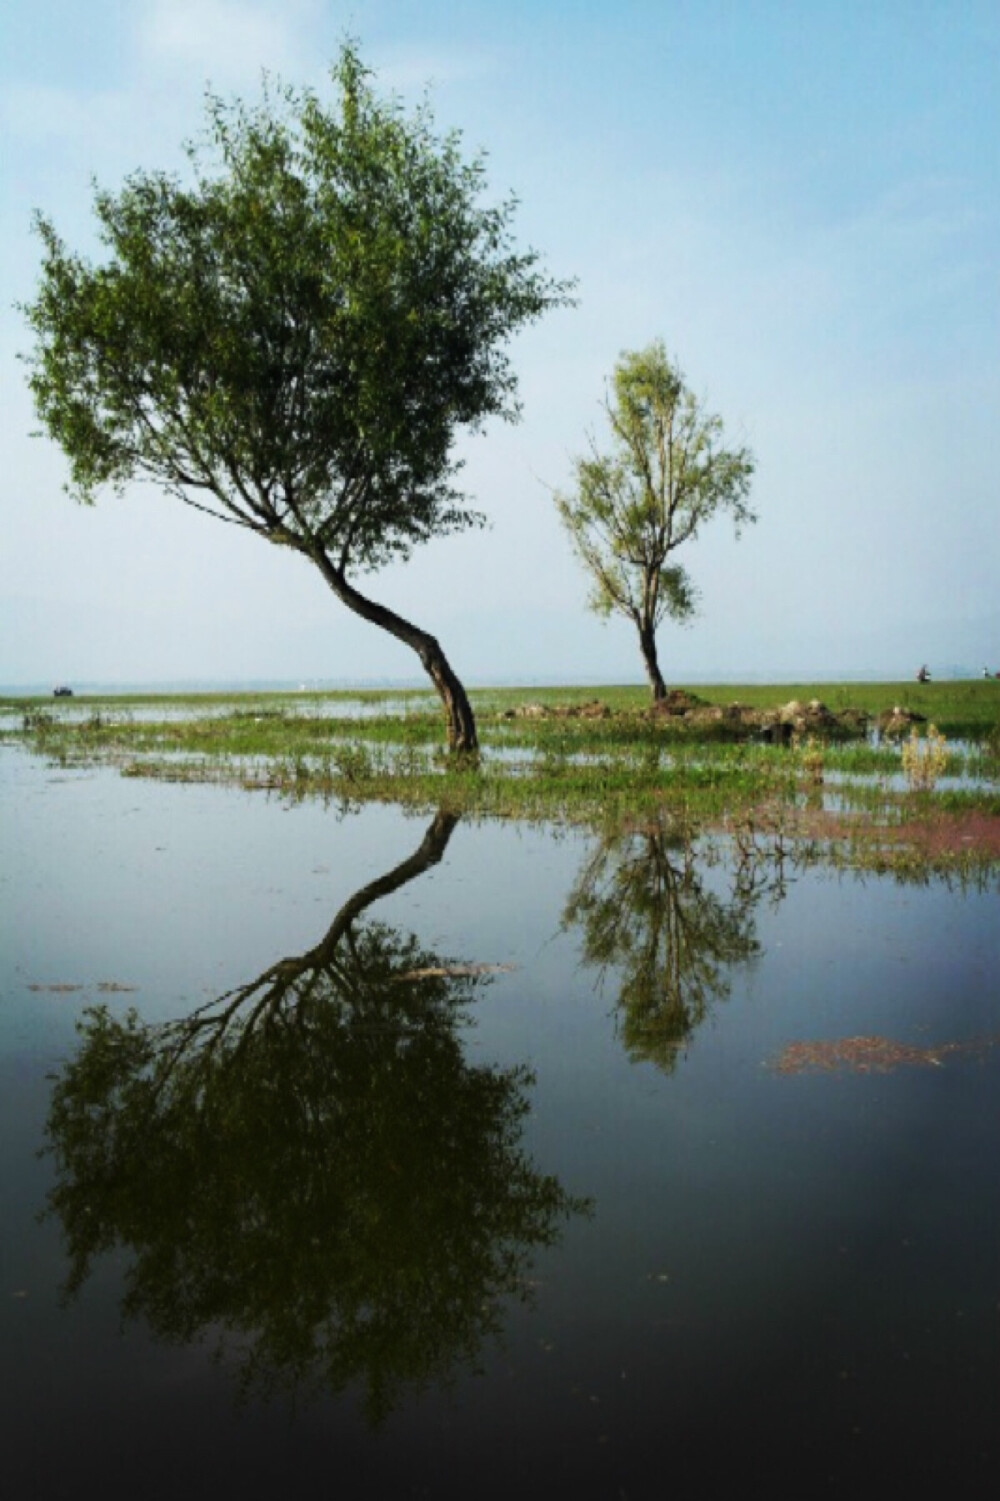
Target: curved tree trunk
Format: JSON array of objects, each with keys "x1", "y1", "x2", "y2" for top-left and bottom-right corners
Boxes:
[
  {"x1": 638, "y1": 622, "x2": 667, "y2": 701},
  {"x1": 321, "y1": 808, "x2": 459, "y2": 950},
  {"x1": 312, "y1": 553, "x2": 478, "y2": 753},
  {"x1": 151, "y1": 809, "x2": 460, "y2": 1051}
]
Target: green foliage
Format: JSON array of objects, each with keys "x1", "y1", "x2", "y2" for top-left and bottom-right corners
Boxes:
[
  {"x1": 798, "y1": 734, "x2": 825, "y2": 785},
  {"x1": 6, "y1": 684, "x2": 999, "y2": 869},
  {"x1": 6, "y1": 679, "x2": 997, "y2": 738},
  {"x1": 21, "y1": 707, "x2": 54, "y2": 733},
  {"x1": 901, "y1": 723, "x2": 949, "y2": 793},
  {"x1": 43, "y1": 812, "x2": 587, "y2": 1422},
  {"x1": 23, "y1": 45, "x2": 570, "y2": 576},
  {"x1": 554, "y1": 341, "x2": 754, "y2": 690},
  {"x1": 562, "y1": 824, "x2": 779, "y2": 1070}
]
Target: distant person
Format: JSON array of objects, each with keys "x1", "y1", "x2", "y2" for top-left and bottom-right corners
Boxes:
[{"x1": 917, "y1": 665, "x2": 930, "y2": 683}]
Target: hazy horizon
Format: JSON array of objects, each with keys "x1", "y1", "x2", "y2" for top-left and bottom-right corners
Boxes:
[{"x1": 5, "y1": 660, "x2": 997, "y2": 697}]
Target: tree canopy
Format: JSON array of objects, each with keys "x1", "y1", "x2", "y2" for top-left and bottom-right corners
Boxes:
[
  {"x1": 23, "y1": 44, "x2": 571, "y2": 749},
  {"x1": 44, "y1": 811, "x2": 587, "y2": 1423},
  {"x1": 562, "y1": 822, "x2": 780, "y2": 1071},
  {"x1": 555, "y1": 341, "x2": 755, "y2": 699}
]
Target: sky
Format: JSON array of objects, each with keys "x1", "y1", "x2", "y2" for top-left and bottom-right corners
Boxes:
[{"x1": 2, "y1": 0, "x2": 998, "y2": 689}]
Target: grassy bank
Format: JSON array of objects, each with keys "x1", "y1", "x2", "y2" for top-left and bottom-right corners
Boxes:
[
  {"x1": 4, "y1": 681, "x2": 998, "y2": 879},
  {"x1": 4, "y1": 677, "x2": 999, "y2": 734}
]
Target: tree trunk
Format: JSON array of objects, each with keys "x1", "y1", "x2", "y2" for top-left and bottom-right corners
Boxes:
[
  {"x1": 321, "y1": 808, "x2": 459, "y2": 949},
  {"x1": 312, "y1": 554, "x2": 478, "y2": 753},
  {"x1": 638, "y1": 622, "x2": 667, "y2": 701},
  {"x1": 167, "y1": 810, "x2": 460, "y2": 1042}
]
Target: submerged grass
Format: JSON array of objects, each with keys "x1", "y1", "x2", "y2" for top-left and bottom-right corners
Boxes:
[{"x1": 4, "y1": 681, "x2": 998, "y2": 878}]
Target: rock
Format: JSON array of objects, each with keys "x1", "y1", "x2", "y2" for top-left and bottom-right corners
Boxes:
[
  {"x1": 758, "y1": 716, "x2": 794, "y2": 745},
  {"x1": 685, "y1": 704, "x2": 729, "y2": 726},
  {"x1": 834, "y1": 708, "x2": 871, "y2": 734},
  {"x1": 774, "y1": 699, "x2": 838, "y2": 734},
  {"x1": 649, "y1": 689, "x2": 702, "y2": 717},
  {"x1": 876, "y1": 707, "x2": 927, "y2": 737}
]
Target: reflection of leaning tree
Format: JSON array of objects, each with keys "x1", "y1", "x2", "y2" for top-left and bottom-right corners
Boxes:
[
  {"x1": 45, "y1": 811, "x2": 587, "y2": 1424},
  {"x1": 563, "y1": 822, "x2": 787, "y2": 1071}
]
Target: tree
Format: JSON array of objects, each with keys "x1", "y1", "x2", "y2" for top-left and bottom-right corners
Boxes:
[
  {"x1": 554, "y1": 341, "x2": 755, "y2": 700},
  {"x1": 23, "y1": 46, "x2": 571, "y2": 751},
  {"x1": 44, "y1": 810, "x2": 588, "y2": 1423},
  {"x1": 562, "y1": 818, "x2": 787, "y2": 1072}
]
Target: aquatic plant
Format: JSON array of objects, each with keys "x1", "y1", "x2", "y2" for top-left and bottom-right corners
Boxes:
[
  {"x1": 798, "y1": 734, "x2": 825, "y2": 786},
  {"x1": 901, "y1": 723, "x2": 948, "y2": 793}
]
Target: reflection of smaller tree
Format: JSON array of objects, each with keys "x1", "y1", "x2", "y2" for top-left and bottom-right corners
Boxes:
[
  {"x1": 45, "y1": 812, "x2": 587, "y2": 1424},
  {"x1": 563, "y1": 822, "x2": 787, "y2": 1071}
]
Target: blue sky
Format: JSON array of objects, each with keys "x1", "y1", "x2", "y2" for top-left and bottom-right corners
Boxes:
[{"x1": 2, "y1": 0, "x2": 997, "y2": 687}]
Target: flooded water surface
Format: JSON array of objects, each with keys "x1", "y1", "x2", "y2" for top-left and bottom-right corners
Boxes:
[{"x1": 2, "y1": 748, "x2": 998, "y2": 1497}]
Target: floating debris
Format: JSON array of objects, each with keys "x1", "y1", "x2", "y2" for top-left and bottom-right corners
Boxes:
[
  {"x1": 395, "y1": 963, "x2": 516, "y2": 982},
  {"x1": 770, "y1": 1032, "x2": 1000, "y2": 1075}
]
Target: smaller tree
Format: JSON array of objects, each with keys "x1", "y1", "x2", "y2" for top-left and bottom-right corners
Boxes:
[{"x1": 554, "y1": 341, "x2": 755, "y2": 700}]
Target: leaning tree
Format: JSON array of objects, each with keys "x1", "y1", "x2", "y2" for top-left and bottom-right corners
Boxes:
[
  {"x1": 554, "y1": 341, "x2": 755, "y2": 701},
  {"x1": 45, "y1": 809, "x2": 587, "y2": 1422},
  {"x1": 23, "y1": 45, "x2": 571, "y2": 750}
]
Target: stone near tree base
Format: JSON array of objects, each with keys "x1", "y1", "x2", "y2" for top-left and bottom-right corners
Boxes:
[
  {"x1": 648, "y1": 689, "x2": 705, "y2": 717},
  {"x1": 876, "y1": 707, "x2": 928, "y2": 736},
  {"x1": 507, "y1": 694, "x2": 872, "y2": 740}
]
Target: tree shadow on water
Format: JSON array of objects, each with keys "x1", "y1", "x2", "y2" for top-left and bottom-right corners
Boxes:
[
  {"x1": 563, "y1": 819, "x2": 789, "y2": 1072},
  {"x1": 43, "y1": 810, "x2": 589, "y2": 1425}
]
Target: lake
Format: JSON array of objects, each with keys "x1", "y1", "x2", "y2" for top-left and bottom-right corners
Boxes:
[{"x1": 2, "y1": 746, "x2": 997, "y2": 1497}]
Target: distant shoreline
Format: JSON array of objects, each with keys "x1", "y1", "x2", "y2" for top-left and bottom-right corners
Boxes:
[{"x1": 2, "y1": 668, "x2": 995, "y2": 697}]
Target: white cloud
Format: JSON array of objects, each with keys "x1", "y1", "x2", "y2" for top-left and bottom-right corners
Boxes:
[
  {"x1": 369, "y1": 43, "x2": 499, "y2": 95},
  {"x1": 138, "y1": 0, "x2": 320, "y2": 84}
]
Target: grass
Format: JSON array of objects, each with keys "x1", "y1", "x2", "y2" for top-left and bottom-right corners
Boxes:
[
  {"x1": 4, "y1": 676, "x2": 998, "y2": 731},
  {"x1": 3, "y1": 680, "x2": 998, "y2": 878}
]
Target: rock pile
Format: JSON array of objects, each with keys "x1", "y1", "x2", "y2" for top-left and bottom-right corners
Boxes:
[
  {"x1": 649, "y1": 689, "x2": 704, "y2": 716},
  {"x1": 652, "y1": 695, "x2": 869, "y2": 741},
  {"x1": 503, "y1": 694, "x2": 879, "y2": 740},
  {"x1": 874, "y1": 706, "x2": 928, "y2": 737},
  {"x1": 504, "y1": 699, "x2": 611, "y2": 721}
]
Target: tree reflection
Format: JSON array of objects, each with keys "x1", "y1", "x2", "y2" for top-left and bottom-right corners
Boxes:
[
  {"x1": 563, "y1": 820, "x2": 787, "y2": 1071},
  {"x1": 44, "y1": 811, "x2": 587, "y2": 1424}
]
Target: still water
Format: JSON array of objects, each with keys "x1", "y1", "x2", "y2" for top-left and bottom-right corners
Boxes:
[{"x1": 1, "y1": 748, "x2": 998, "y2": 1497}]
